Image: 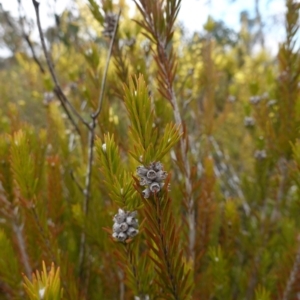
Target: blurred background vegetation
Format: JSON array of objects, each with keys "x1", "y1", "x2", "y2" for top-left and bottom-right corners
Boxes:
[{"x1": 0, "y1": 0, "x2": 300, "y2": 299}]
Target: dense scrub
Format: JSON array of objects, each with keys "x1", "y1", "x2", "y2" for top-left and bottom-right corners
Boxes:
[{"x1": 0, "y1": 0, "x2": 300, "y2": 299}]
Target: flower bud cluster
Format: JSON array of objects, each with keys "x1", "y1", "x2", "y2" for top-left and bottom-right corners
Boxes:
[
  {"x1": 249, "y1": 95, "x2": 261, "y2": 105},
  {"x1": 112, "y1": 209, "x2": 138, "y2": 242},
  {"x1": 136, "y1": 162, "x2": 167, "y2": 198},
  {"x1": 254, "y1": 149, "x2": 267, "y2": 160},
  {"x1": 227, "y1": 95, "x2": 236, "y2": 103},
  {"x1": 102, "y1": 12, "x2": 118, "y2": 38},
  {"x1": 43, "y1": 92, "x2": 55, "y2": 106},
  {"x1": 244, "y1": 116, "x2": 255, "y2": 127}
]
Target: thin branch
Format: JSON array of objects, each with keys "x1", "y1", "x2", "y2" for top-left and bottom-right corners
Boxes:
[
  {"x1": 0, "y1": 195, "x2": 32, "y2": 278},
  {"x1": 78, "y1": 9, "x2": 120, "y2": 282},
  {"x1": 93, "y1": 10, "x2": 121, "y2": 119},
  {"x1": 31, "y1": 206, "x2": 56, "y2": 264},
  {"x1": 12, "y1": 221, "x2": 32, "y2": 278},
  {"x1": 282, "y1": 242, "x2": 300, "y2": 300},
  {"x1": 32, "y1": 0, "x2": 89, "y2": 134},
  {"x1": 133, "y1": 0, "x2": 196, "y2": 261},
  {"x1": 70, "y1": 170, "x2": 85, "y2": 195},
  {"x1": 18, "y1": 0, "x2": 45, "y2": 74}
]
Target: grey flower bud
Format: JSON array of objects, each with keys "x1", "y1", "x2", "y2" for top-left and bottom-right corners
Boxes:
[
  {"x1": 267, "y1": 99, "x2": 276, "y2": 107},
  {"x1": 142, "y1": 188, "x2": 150, "y2": 198},
  {"x1": 112, "y1": 209, "x2": 139, "y2": 241},
  {"x1": 254, "y1": 149, "x2": 267, "y2": 160},
  {"x1": 128, "y1": 211, "x2": 137, "y2": 218},
  {"x1": 137, "y1": 166, "x2": 149, "y2": 176},
  {"x1": 244, "y1": 117, "x2": 255, "y2": 127},
  {"x1": 43, "y1": 92, "x2": 55, "y2": 105},
  {"x1": 150, "y1": 182, "x2": 161, "y2": 193},
  {"x1": 249, "y1": 96, "x2": 261, "y2": 105},
  {"x1": 119, "y1": 222, "x2": 129, "y2": 232},
  {"x1": 140, "y1": 176, "x2": 152, "y2": 186},
  {"x1": 156, "y1": 170, "x2": 167, "y2": 181},
  {"x1": 153, "y1": 162, "x2": 163, "y2": 171},
  {"x1": 102, "y1": 12, "x2": 118, "y2": 38},
  {"x1": 127, "y1": 227, "x2": 139, "y2": 237},
  {"x1": 147, "y1": 170, "x2": 157, "y2": 180},
  {"x1": 113, "y1": 209, "x2": 127, "y2": 224},
  {"x1": 227, "y1": 95, "x2": 236, "y2": 103},
  {"x1": 117, "y1": 232, "x2": 127, "y2": 242},
  {"x1": 126, "y1": 216, "x2": 138, "y2": 228},
  {"x1": 113, "y1": 223, "x2": 122, "y2": 233}
]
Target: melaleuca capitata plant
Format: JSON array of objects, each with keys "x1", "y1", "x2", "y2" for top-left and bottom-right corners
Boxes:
[{"x1": 0, "y1": 0, "x2": 299, "y2": 299}]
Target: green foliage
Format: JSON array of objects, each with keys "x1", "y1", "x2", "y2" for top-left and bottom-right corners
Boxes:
[
  {"x1": 124, "y1": 75, "x2": 181, "y2": 164},
  {"x1": 10, "y1": 128, "x2": 46, "y2": 201},
  {"x1": 0, "y1": 0, "x2": 299, "y2": 299},
  {"x1": 0, "y1": 230, "x2": 21, "y2": 296},
  {"x1": 140, "y1": 178, "x2": 193, "y2": 299},
  {"x1": 254, "y1": 286, "x2": 271, "y2": 300},
  {"x1": 96, "y1": 133, "x2": 139, "y2": 209},
  {"x1": 23, "y1": 262, "x2": 63, "y2": 300}
]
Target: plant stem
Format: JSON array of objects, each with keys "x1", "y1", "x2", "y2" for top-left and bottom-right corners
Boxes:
[
  {"x1": 12, "y1": 222, "x2": 31, "y2": 278},
  {"x1": 32, "y1": 0, "x2": 89, "y2": 135},
  {"x1": 282, "y1": 242, "x2": 300, "y2": 300},
  {"x1": 18, "y1": 0, "x2": 45, "y2": 74},
  {"x1": 78, "y1": 9, "x2": 121, "y2": 284}
]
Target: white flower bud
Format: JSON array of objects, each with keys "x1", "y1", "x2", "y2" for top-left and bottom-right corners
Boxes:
[
  {"x1": 112, "y1": 232, "x2": 118, "y2": 239},
  {"x1": 150, "y1": 182, "x2": 160, "y2": 193},
  {"x1": 127, "y1": 227, "x2": 139, "y2": 237},
  {"x1": 147, "y1": 169, "x2": 157, "y2": 180},
  {"x1": 227, "y1": 95, "x2": 236, "y2": 103},
  {"x1": 140, "y1": 176, "x2": 152, "y2": 186},
  {"x1": 118, "y1": 208, "x2": 126, "y2": 215},
  {"x1": 102, "y1": 143, "x2": 107, "y2": 152},
  {"x1": 267, "y1": 99, "x2": 276, "y2": 107},
  {"x1": 137, "y1": 166, "x2": 149, "y2": 176},
  {"x1": 244, "y1": 116, "x2": 255, "y2": 127},
  {"x1": 117, "y1": 232, "x2": 127, "y2": 242},
  {"x1": 128, "y1": 211, "x2": 137, "y2": 218},
  {"x1": 153, "y1": 161, "x2": 163, "y2": 171},
  {"x1": 126, "y1": 216, "x2": 138, "y2": 228},
  {"x1": 142, "y1": 188, "x2": 150, "y2": 198},
  {"x1": 113, "y1": 209, "x2": 126, "y2": 224},
  {"x1": 156, "y1": 170, "x2": 167, "y2": 181},
  {"x1": 254, "y1": 149, "x2": 267, "y2": 160},
  {"x1": 249, "y1": 96, "x2": 261, "y2": 105},
  {"x1": 113, "y1": 223, "x2": 122, "y2": 233},
  {"x1": 119, "y1": 222, "x2": 129, "y2": 232}
]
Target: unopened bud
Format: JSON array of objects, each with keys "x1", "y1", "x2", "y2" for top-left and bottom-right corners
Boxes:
[
  {"x1": 113, "y1": 209, "x2": 126, "y2": 224},
  {"x1": 140, "y1": 177, "x2": 152, "y2": 186},
  {"x1": 249, "y1": 96, "x2": 261, "y2": 105},
  {"x1": 244, "y1": 116, "x2": 255, "y2": 127},
  {"x1": 147, "y1": 169, "x2": 157, "y2": 180},
  {"x1": 254, "y1": 149, "x2": 267, "y2": 160},
  {"x1": 117, "y1": 232, "x2": 127, "y2": 242},
  {"x1": 127, "y1": 227, "x2": 139, "y2": 237},
  {"x1": 150, "y1": 182, "x2": 160, "y2": 193},
  {"x1": 113, "y1": 223, "x2": 122, "y2": 233},
  {"x1": 126, "y1": 216, "x2": 138, "y2": 228},
  {"x1": 128, "y1": 211, "x2": 137, "y2": 218},
  {"x1": 156, "y1": 170, "x2": 167, "y2": 181},
  {"x1": 119, "y1": 222, "x2": 129, "y2": 232},
  {"x1": 153, "y1": 161, "x2": 163, "y2": 171},
  {"x1": 142, "y1": 188, "x2": 150, "y2": 198},
  {"x1": 137, "y1": 166, "x2": 148, "y2": 176}
]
